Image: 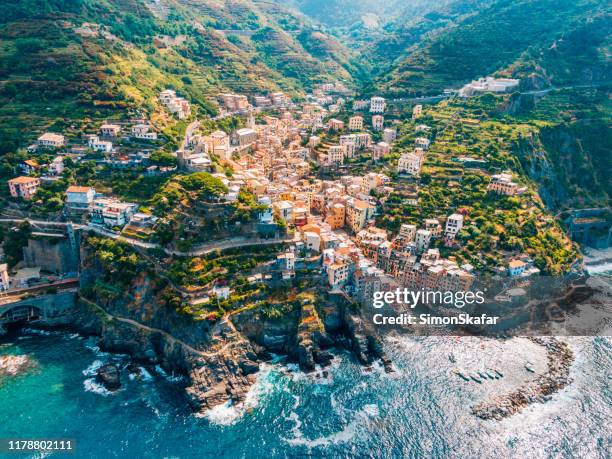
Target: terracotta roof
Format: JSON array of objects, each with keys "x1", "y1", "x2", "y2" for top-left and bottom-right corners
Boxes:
[
  {"x1": 66, "y1": 185, "x2": 93, "y2": 193},
  {"x1": 9, "y1": 176, "x2": 38, "y2": 184},
  {"x1": 509, "y1": 260, "x2": 526, "y2": 268}
]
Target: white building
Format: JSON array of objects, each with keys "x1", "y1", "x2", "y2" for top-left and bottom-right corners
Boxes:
[
  {"x1": 65, "y1": 186, "x2": 96, "y2": 211},
  {"x1": 370, "y1": 96, "x2": 386, "y2": 113},
  {"x1": 414, "y1": 137, "x2": 431, "y2": 150},
  {"x1": 304, "y1": 231, "x2": 321, "y2": 253},
  {"x1": 373, "y1": 142, "x2": 390, "y2": 161},
  {"x1": 459, "y1": 77, "x2": 520, "y2": 97},
  {"x1": 271, "y1": 92, "x2": 287, "y2": 106},
  {"x1": 274, "y1": 200, "x2": 294, "y2": 223},
  {"x1": 415, "y1": 229, "x2": 432, "y2": 253},
  {"x1": 354, "y1": 133, "x2": 371, "y2": 149},
  {"x1": 400, "y1": 224, "x2": 417, "y2": 241},
  {"x1": 233, "y1": 128, "x2": 257, "y2": 146},
  {"x1": 308, "y1": 135, "x2": 321, "y2": 148},
  {"x1": 37, "y1": 133, "x2": 65, "y2": 149},
  {"x1": 412, "y1": 105, "x2": 423, "y2": 120},
  {"x1": 99, "y1": 123, "x2": 121, "y2": 137},
  {"x1": 131, "y1": 124, "x2": 158, "y2": 140},
  {"x1": 327, "y1": 145, "x2": 345, "y2": 166},
  {"x1": 47, "y1": 156, "x2": 64, "y2": 176},
  {"x1": 160, "y1": 89, "x2": 191, "y2": 119},
  {"x1": 445, "y1": 213, "x2": 464, "y2": 239},
  {"x1": 88, "y1": 136, "x2": 113, "y2": 152},
  {"x1": 91, "y1": 198, "x2": 137, "y2": 227},
  {"x1": 0, "y1": 264, "x2": 9, "y2": 291},
  {"x1": 258, "y1": 196, "x2": 274, "y2": 224},
  {"x1": 488, "y1": 173, "x2": 520, "y2": 195},
  {"x1": 398, "y1": 151, "x2": 423, "y2": 176}
]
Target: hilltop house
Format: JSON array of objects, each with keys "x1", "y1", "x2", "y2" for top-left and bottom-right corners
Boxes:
[
  {"x1": 37, "y1": 133, "x2": 65, "y2": 149},
  {"x1": 8, "y1": 176, "x2": 40, "y2": 200}
]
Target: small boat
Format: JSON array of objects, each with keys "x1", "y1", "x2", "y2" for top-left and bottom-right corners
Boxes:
[
  {"x1": 525, "y1": 364, "x2": 535, "y2": 373},
  {"x1": 486, "y1": 368, "x2": 500, "y2": 379},
  {"x1": 484, "y1": 370, "x2": 496, "y2": 379},
  {"x1": 471, "y1": 374, "x2": 483, "y2": 383},
  {"x1": 478, "y1": 371, "x2": 489, "y2": 380},
  {"x1": 453, "y1": 369, "x2": 470, "y2": 382},
  {"x1": 494, "y1": 368, "x2": 504, "y2": 378}
]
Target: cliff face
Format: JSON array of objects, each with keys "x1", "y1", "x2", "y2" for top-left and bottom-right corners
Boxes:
[
  {"x1": 514, "y1": 124, "x2": 610, "y2": 212},
  {"x1": 75, "y1": 241, "x2": 388, "y2": 411}
]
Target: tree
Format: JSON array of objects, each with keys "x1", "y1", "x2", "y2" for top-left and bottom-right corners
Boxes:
[
  {"x1": 150, "y1": 150, "x2": 177, "y2": 167},
  {"x1": 178, "y1": 172, "x2": 228, "y2": 200}
]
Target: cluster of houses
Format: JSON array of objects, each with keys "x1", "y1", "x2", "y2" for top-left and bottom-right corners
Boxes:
[
  {"x1": 159, "y1": 89, "x2": 191, "y2": 119},
  {"x1": 220, "y1": 91, "x2": 291, "y2": 113},
  {"x1": 8, "y1": 117, "x2": 163, "y2": 201},
  {"x1": 203, "y1": 93, "x2": 485, "y2": 299},
  {"x1": 308, "y1": 96, "x2": 398, "y2": 167},
  {"x1": 6, "y1": 80, "x2": 542, "y2": 304}
]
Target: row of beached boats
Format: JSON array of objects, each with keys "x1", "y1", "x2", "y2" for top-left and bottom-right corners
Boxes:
[{"x1": 453, "y1": 367, "x2": 504, "y2": 383}]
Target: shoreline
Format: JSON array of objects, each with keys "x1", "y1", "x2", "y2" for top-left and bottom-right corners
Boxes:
[{"x1": 471, "y1": 337, "x2": 574, "y2": 420}]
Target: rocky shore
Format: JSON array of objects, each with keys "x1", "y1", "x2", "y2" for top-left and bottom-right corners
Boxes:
[
  {"x1": 70, "y1": 288, "x2": 389, "y2": 414},
  {"x1": 0, "y1": 354, "x2": 35, "y2": 378},
  {"x1": 471, "y1": 337, "x2": 574, "y2": 420}
]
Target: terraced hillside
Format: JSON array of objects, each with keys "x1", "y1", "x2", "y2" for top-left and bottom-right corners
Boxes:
[{"x1": 0, "y1": 0, "x2": 360, "y2": 152}]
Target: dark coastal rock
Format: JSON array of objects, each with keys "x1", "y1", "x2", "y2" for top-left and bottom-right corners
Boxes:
[
  {"x1": 345, "y1": 314, "x2": 372, "y2": 364},
  {"x1": 239, "y1": 359, "x2": 259, "y2": 375},
  {"x1": 313, "y1": 350, "x2": 334, "y2": 366},
  {"x1": 314, "y1": 331, "x2": 334, "y2": 348},
  {"x1": 297, "y1": 340, "x2": 316, "y2": 372},
  {"x1": 96, "y1": 364, "x2": 121, "y2": 391}
]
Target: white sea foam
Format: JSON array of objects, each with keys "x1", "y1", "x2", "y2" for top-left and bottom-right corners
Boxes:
[
  {"x1": 285, "y1": 403, "x2": 380, "y2": 448},
  {"x1": 201, "y1": 363, "x2": 277, "y2": 426},
  {"x1": 155, "y1": 365, "x2": 185, "y2": 383},
  {"x1": 83, "y1": 378, "x2": 112, "y2": 396},
  {"x1": 22, "y1": 328, "x2": 53, "y2": 336},
  {"x1": 200, "y1": 400, "x2": 242, "y2": 426},
  {"x1": 84, "y1": 342, "x2": 111, "y2": 358},
  {"x1": 82, "y1": 360, "x2": 104, "y2": 376},
  {"x1": 139, "y1": 367, "x2": 154, "y2": 381},
  {"x1": 63, "y1": 333, "x2": 82, "y2": 340}
]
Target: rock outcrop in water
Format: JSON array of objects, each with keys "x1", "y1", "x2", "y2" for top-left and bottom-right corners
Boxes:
[
  {"x1": 96, "y1": 364, "x2": 121, "y2": 391},
  {"x1": 0, "y1": 354, "x2": 35, "y2": 378},
  {"x1": 471, "y1": 337, "x2": 574, "y2": 420}
]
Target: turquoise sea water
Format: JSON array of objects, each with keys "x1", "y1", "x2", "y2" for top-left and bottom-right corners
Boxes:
[{"x1": 0, "y1": 328, "x2": 610, "y2": 458}]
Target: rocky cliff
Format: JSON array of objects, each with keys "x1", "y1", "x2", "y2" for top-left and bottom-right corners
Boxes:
[{"x1": 73, "y1": 238, "x2": 388, "y2": 412}]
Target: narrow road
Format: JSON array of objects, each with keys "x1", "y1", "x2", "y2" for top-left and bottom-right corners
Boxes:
[
  {"x1": 181, "y1": 120, "x2": 200, "y2": 150},
  {"x1": 0, "y1": 217, "x2": 297, "y2": 256}
]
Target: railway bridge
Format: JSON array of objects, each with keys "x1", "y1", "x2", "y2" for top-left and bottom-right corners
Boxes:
[{"x1": 0, "y1": 291, "x2": 77, "y2": 328}]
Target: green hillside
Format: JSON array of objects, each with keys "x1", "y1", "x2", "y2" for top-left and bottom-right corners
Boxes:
[
  {"x1": 0, "y1": 0, "x2": 360, "y2": 152},
  {"x1": 373, "y1": 0, "x2": 610, "y2": 96}
]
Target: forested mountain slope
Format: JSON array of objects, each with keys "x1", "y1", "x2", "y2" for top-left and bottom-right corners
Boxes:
[
  {"x1": 372, "y1": 0, "x2": 610, "y2": 96},
  {"x1": 0, "y1": 0, "x2": 360, "y2": 152}
]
